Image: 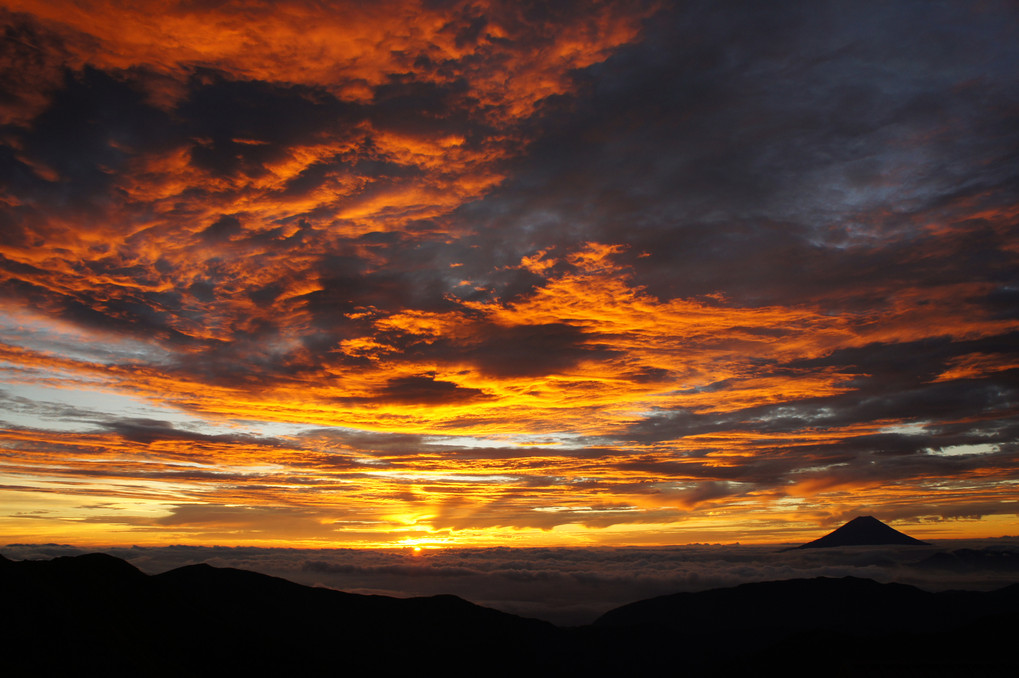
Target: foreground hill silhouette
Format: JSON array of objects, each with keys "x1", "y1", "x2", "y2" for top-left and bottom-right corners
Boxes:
[
  {"x1": 0, "y1": 552, "x2": 556, "y2": 676},
  {"x1": 2, "y1": 552, "x2": 1017, "y2": 676},
  {"x1": 793, "y1": 515, "x2": 929, "y2": 549}
]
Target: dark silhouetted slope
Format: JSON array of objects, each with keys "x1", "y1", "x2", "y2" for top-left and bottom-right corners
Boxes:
[
  {"x1": 0, "y1": 552, "x2": 557, "y2": 677},
  {"x1": 594, "y1": 576, "x2": 998, "y2": 632},
  {"x1": 793, "y1": 515, "x2": 928, "y2": 549},
  {"x1": 589, "y1": 576, "x2": 1019, "y2": 676}
]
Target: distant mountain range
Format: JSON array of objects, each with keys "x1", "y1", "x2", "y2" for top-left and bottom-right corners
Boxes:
[
  {"x1": 792, "y1": 515, "x2": 929, "y2": 549},
  {"x1": 916, "y1": 547, "x2": 1019, "y2": 573},
  {"x1": 2, "y1": 550, "x2": 1017, "y2": 676}
]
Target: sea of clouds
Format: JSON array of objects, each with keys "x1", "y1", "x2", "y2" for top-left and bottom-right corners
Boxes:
[{"x1": 5, "y1": 540, "x2": 1018, "y2": 625}]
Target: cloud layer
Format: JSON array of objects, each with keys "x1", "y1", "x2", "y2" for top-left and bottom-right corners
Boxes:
[{"x1": 5, "y1": 540, "x2": 1018, "y2": 625}]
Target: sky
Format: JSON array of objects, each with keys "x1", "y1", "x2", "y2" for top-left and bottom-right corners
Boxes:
[{"x1": 1, "y1": 0, "x2": 1018, "y2": 549}]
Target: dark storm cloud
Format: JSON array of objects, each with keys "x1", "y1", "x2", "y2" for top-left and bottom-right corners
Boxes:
[
  {"x1": 785, "y1": 334, "x2": 1019, "y2": 387},
  {"x1": 0, "y1": 10, "x2": 78, "y2": 123},
  {"x1": 200, "y1": 214, "x2": 244, "y2": 243},
  {"x1": 370, "y1": 76, "x2": 476, "y2": 139},
  {"x1": 467, "y1": 322, "x2": 617, "y2": 378},
  {"x1": 180, "y1": 71, "x2": 362, "y2": 179},
  {"x1": 374, "y1": 375, "x2": 486, "y2": 404},
  {"x1": 396, "y1": 321, "x2": 617, "y2": 378},
  {"x1": 13, "y1": 66, "x2": 178, "y2": 211},
  {"x1": 303, "y1": 251, "x2": 443, "y2": 329},
  {"x1": 56, "y1": 292, "x2": 198, "y2": 346},
  {"x1": 622, "y1": 333, "x2": 1019, "y2": 440},
  {"x1": 458, "y1": 0, "x2": 1019, "y2": 305}
]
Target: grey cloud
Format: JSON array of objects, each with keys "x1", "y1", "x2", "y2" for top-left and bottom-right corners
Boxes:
[
  {"x1": 460, "y1": 322, "x2": 617, "y2": 378},
  {"x1": 456, "y1": 0, "x2": 1019, "y2": 307},
  {"x1": 180, "y1": 70, "x2": 362, "y2": 179},
  {"x1": 619, "y1": 334, "x2": 1019, "y2": 452},
  {"x1": 99, "y1": 417, "x2": 281, "y2": 447},
  {"x1": 374, "y1": 375, "x2": 486, "y2": 404},
  {"x1": 200, "y1": 214, "x2": 244, "y2": 243},
  {"x1": 11, "y1": 66, "x2": 178, "y2": 212},
  {"x1": 0, "y1": 388, "x2": 105, "y2": 426}
]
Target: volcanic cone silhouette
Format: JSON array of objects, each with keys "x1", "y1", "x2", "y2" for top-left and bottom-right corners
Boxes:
[{"x1": 794, "y1": 516, "x2": 928, "y2": 549}]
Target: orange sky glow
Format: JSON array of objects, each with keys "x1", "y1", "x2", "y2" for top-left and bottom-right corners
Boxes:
[{"x1": 1, "y1": 0, "x2": 1017, "y2": 548}]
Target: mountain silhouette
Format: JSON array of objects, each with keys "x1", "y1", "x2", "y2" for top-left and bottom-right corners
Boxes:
[
  {"x1": 915, "y1": 547, "x2": 1019, "y2": 573},
  {"x1": 792, "y1": 515, "x2": 928, "y2": 549},
  {"x1": 2, "y1": 552, "x2": 1016, "y2": 677},
  {"x1": 1, "y1": 552, "x2": 557, "y2": 676},
  {"x1": 590, "y1": 576, "x2": 1019, "y2": 676},
  {"x1": 594, "y1": 576, "x2": 1000, "y2": 632}
]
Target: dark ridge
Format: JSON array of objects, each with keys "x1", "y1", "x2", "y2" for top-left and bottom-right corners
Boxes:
[
  {"x1": 596, "y1": 577, "x2": 951, "y2": 631},
  {"x1": 792, "y1": 515, "x2": 928, "y2": 549},
  {"x1": 2, "y1": 552, "x2": 1016, "y2": 677},
  {"x1": 997, "y1": 582, "x2": 1019, "y2": 596},
  {"x1": 0, "y1": 551, "x2": 557, "y2": 677},
  {"x1": 914, "y1": 548, "x2": 1019, "y2": 573},
  {"x1": 4, "y1": 552, "x2": 146, "y2": 593},
  {"x1": 587, "y1": 576, "x2": 1019, "y2": 675}
]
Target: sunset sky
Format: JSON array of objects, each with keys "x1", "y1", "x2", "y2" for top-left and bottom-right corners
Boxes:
[{"x1": 1, "y1": 0, "x2": 1017, "y2": 548}]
